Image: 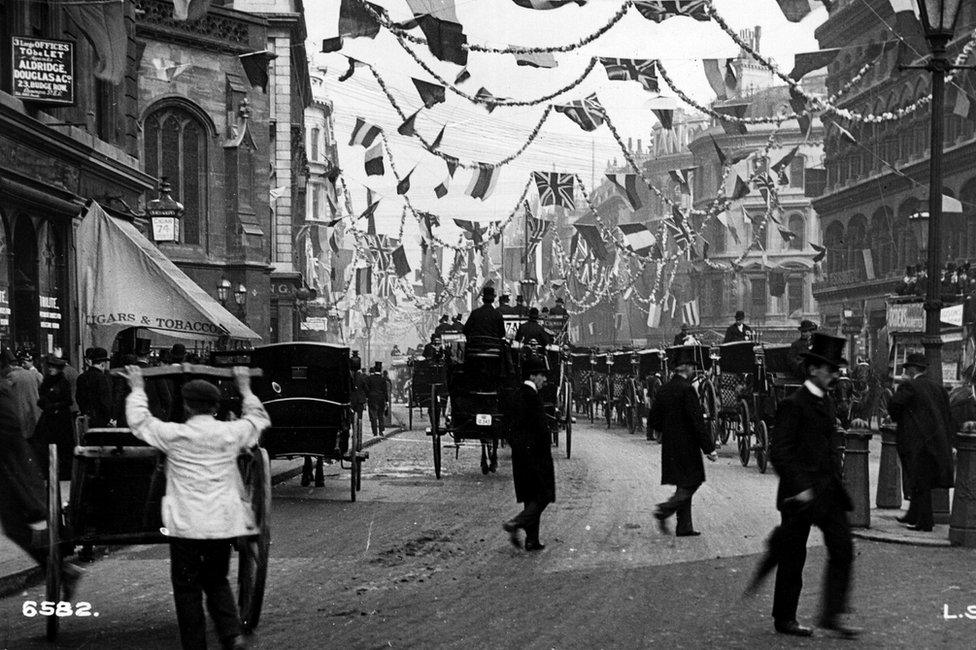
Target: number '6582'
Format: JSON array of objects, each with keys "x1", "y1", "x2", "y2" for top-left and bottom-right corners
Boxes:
[{"x1": 22, "y1": 601, "x2": 94, "y2": 617}]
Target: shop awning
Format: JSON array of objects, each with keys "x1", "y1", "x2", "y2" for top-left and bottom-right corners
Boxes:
[{"x1": 78, "y1": 202, "x2": 260, "y2": 349}]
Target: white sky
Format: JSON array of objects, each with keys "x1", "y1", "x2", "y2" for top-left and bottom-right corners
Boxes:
[{"x1": 303, "y1": 0, "x2": 825, "y2": 254}]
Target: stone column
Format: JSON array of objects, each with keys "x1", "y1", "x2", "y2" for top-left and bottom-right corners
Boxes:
[
  {"x1": 876, "y1": 425, "x2": 903, "y2": 508},
  {"x1": 843, "y1": 428, "x2": 873, "y2": 528},
  {"x1": 949, "y1": 431, "x2": 976, "y2": 547}
]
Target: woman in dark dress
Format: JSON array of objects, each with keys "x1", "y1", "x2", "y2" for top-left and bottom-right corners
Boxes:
[{"x1": 33, "y1": 356, "x2": 74, "y2": 480}]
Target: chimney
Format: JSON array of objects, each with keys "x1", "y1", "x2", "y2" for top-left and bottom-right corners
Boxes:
[
  {"x1": 754, "y1": 26, "x2": 761, "y2": 53},
  {"x1": 637, "y1": 139, "x2": 642, "y2": 153},
  {"x1": 628, "y1": 137, "x2": 633, "y2": 151}
]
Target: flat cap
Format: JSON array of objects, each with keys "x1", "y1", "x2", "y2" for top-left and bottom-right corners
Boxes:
[{"x1": 181, "y1": 379, "x2": 222, "y2": 405}]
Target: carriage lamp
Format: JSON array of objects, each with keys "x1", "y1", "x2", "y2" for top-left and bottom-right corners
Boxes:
[
  {"x1": 217, "y1": 278, "x2": 232, "y2": 305},
  {"x1": 146, "y1": 177, "x2": 183, "y2": 244},
  {"x1": 234, "y1": 283, "x2": 247, "y2": 307}
]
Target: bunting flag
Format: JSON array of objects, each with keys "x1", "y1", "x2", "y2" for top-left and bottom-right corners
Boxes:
[
  {"x1": 681, "y1": 299, "x2": 700, "y2": 327},
  {"x1": 891, "y1": 0, "x2": 928, "y2": 69},
  {"x1": 349, "y1": 117, "x2": 382, "y2": 148},
  {"x1": 455, "y1": 220, "x2": 485, "y2": 246},
  {"x1": 433, "y1": 156, "x2": 459, "y2": 198},
  {"x1": 789, "y1": 48, "x2": 840, "y2": 81},
  {"x1": 465, "y1": 163, "x2": 501, "y2": 200},
  {"x1": 668, "y1": 167, "x2": 695, "y2": 194},
  {"x1": 811, "y1": 243, "x2": 827, "y2": 263},
  {"x1": 355, "y1": 266, "x2": 373, "y2": 294},
  {"x1": 360, "y1": 199, "x2": 380, "y2": 235},
  {"x1": 364, "y1": 141, "x2": 384, "y2": 176},
  {"x1": 790, "y1": 86, "x2": 811, "y2": 136},
  {"x1": 702, "y1": 58, "x2": 738, "y2": 100},
  {"x1": 322, "y1": 36, "x2": 344, "y2": 53},
  {"x1": 430, "y1": 125, "x2": 446, "y2": 149},
  {"x1": 831, "y1": 121, "x2": 857, "y2": 144},
  {"x1": 598, "y1": 58, "x2": 660, "y2": 92},
  {"x1": 513, "y1": 50, "x2": 559, "y2": 68},
  {"x1": 953, "y1": 86, "x2": 972, "y2": 119},
  {"x1": 397, "y1": 110, "x2": 420, "y2": 137},
  {"x1": 397, "y1": 167, "x2": 415, "y2": 195},
  {"x1": 634, "y1": 0, "x2": 709, "y2": 23},
  {"x1": 716, "y1": 211, "x2": 740, "y2": 244},
  {"x1": 771, "y1": 146, "x2": 799, "y2": 185},
  {"x1": 606, "y1": 174, "x2": 643, "y2": 210},
  {"x1": 713, "y1": 102, "x2": 749, "y2": 135},
  {"x1": 412, "y1": 78, "x2": 447, "y2": 108},
  {"x1": 554, "y1": 94, "x2": 607, "y2": 132},
  {"x1": 475, "y1": 87, "x2": 508, "y2": 113},
  {"x1": 404, "y1": 0, "x2": 468, "y2": 66},
  {"x1": 392, "y1": 245, "x2": 411, "y2": 278},
  {"x1": 652, "y1": 107, "x2": 674, "y2": 130},
  {"x1": 573, "y1": 223, "x2": 608, "y2": 261},
  {"x1": 618, "y1": 223, "x2": 656, "y2": 256},
  {"x1": 646, "y1": 302, "x2": 662, "y2": 328},
  {"x1": 666, "y1": 206, "x2": 692, "y2": 247},
  {"x1": 778, "y1": 228, "x2": 797, "y2": 243},
  {"x1": 338, "y1": 0, "x2": 382, "y2": 39},
  {"x1": 754, "y1": 172, "x2": 776, "y2": 204},
  {"x1": 533, "y1": 172, "x2": 576, "y2": 208},
  {"x1": 731, "y1": 175, "x2": 750, "y2": 200},
  {"x1": 338, "y1": 56, "x2": 365, "y2": 82},
  {"x1": 512, "y1": 0, "x2": 587, "y2": 8},
  {"x1": 526, "y1": 205, "x2": 552, "y2": 258},
  {"x1": 455, "y1": 67, "x2": 471, "y2": 84},
  {"x1": 419, "y1": 211, "x2": 439, "y2": 241},
  {"x1": 775, "y1": 0, "x2": 830, "y2": 22},
  {"x1": 710, "y1": 136, "x2": 753, "y2": 167},
  {"x1": 944, "y1": 194, "x2": 964, "y2": 214}
]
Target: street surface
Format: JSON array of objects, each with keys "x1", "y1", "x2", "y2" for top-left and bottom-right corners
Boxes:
[{"x1": 2, "y1": 416, "x2": 975, "y2": 648}]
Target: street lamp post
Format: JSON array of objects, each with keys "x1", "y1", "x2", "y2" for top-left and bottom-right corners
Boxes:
[{"x1": 914, "y1": 0, "x2": 965, "y2": 383}]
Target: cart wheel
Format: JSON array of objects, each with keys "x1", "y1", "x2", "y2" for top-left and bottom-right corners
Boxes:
[
  {"x1": 46, "y1": 444, "x2": 61, "y2": 642},
  {"x1": 698, "y1": 381, "x2": 719, "y2": 444},
  {"x1": 719, "y1": 413, "x2": 732, "y2": 445},
  {"x1": 408, "y1": 402, "x2": 413, "y2": 430},
  {"x1": 737, "y1": 401, "x2": 752, "y2": 467},
  {"x1": 564, "y1": 389, "x2": 573, "y2": 460},
  {"x1": 238, "y1": 448, "x2": 271, "y2": 634},
  {"x1": 431, "y1": 387, "x2": 442, "y2": 480},
  {"x1": 755, "y1": 421, "x2": 769, "y2": 474},
  {"x1": 350, "y1": 453, "x2": 359, "y2": 502}
]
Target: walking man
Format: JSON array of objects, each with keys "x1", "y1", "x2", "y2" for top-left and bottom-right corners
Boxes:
[
  {"x1": 124, "y1": 364, "x2": 270, "y2": 650},
  {"x1": 366, "y1": 362, "x2": 388, "y2": 437},
  {"x1": 747, "y1": 333, "x2": 859, "y2": 638},
  {"x1": 503, "y1": 358, "x2": 554, "y2": 551},
  {"x1": 648, "y1": 346, "x2": 717, "y2": 536},
  {"x1": 887, "y1": 353, "x2": 954, "y2": 531}
]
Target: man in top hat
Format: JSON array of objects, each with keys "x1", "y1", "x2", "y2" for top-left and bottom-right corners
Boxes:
[
  {"x1": 463, "y1": 286, "x2": 506, "y2": 343},
  {"x1": 497, "y1": 294, "x2": 515, "y2": 316},
  {"x1": 789, "y1": 320, "x2": 819, "y2": 378},
  {"x1": 503, "y1": 357, "x2": 555, "y2": 551},
  {"x1": 76, "y1": 347, "x2": 115, "y2": 428},
  {"x1": 549, "y1": 297, "x2": 568, "y2": 318},
  {"x1": 365, "y1": 361, "x2": 389, "y2": 437},
  {"x1": 723, "y1": 310, "x2": 753, "y2": 343},
  {"x1": 123, "y1": 364, "x2": 269, "y2": 650},
  {"x1": 515, "y1": 307, "x2": 552, "y2": 349},
  {"x1": 747, "y1": 332, "x2": 859, "y2": 638},
  {"x1": 434, "y1": 314, "x2": 453, "y2": 337},
  {"x1": 648, "y1": 346, "x2": 717, "y2": 537},
  {"x1": 887, "y1": 353, "x2": 954, "y2": 531},
  {"x1": 451, "y1": 314, "x2": 464, "y2": 333}
]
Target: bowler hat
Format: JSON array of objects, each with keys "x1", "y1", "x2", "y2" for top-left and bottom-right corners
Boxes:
[
  {"x1": 798, "y1": 319, "x2": 818, "y2": 332},
  {"x1": 735, "y1": 310, "x2": 745, "y2": 320},
  {"x1": 522, "y1": 357, "x2": 550, "y2": 377},
  {"x1": 499, "y1": 294, "x2": 510, "y2": 304},
  {"x1": 902, "y1": 353, "x2": 928, "y2": 371},
  {"x1": 87, "y1": 347, "x2": 110, "y2": 363},
  {"x1": 801, "y1": 332, "x2": 848, "y2": 369},
  {"x1": 181, "y1": 379, "x2": 222, "y2": 406}
]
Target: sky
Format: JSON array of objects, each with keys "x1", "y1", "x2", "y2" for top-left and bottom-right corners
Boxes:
[{"x1": 303, "y1": 0, "x2": 826, "y2": 256}]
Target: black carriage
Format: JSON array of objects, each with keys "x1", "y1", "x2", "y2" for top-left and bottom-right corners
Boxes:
[
  {"x1": 607, "y1": 351, "x2": 642, "y2": 433},
  {"x1": 569, "y1": 351, "x2": 595, "y2": 420},
  {"x1": 215, "y1": 342, "x2": 364, "y2": 501},
  {"x1": 42, "y1": 365, "x2": 270, "y2": 641},
  {"x1": 665, "y1": 344, "x2": 720, "y2": 442},
  {"x1": 526, "y1": 343, "x2": 572, "y2": 458},
  {"x1": 636, "y1": 349, "x2": 667, "y2": 439},
  {"x1": 407, "y1": 355, "x2": 448, "y2": 429},
  {"x1": 715, "y1": 341, "x2": 775, "y2": 472}
]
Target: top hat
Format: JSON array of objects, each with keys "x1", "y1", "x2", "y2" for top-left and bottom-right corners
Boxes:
[
  {"x1": 798, "y1": 319, "x2": 818, "y2": 332},
  {"x1": 902, "y1": 353, "x2": 928, "y2": 371},
  {"x1": 86, "y1": 347, "x2": 110, "y2": 363},
  {"x1": 522, "y1": 357, "x2": 550, "y2": 377},
  {"x1": 372, "y1": 361, "x2": 383, "y2": 372},
  {"x1": 801, "y1": 332, "x2": 848, "y2": 369},
  {"x1": 481, "y1": 285, "x2": 496, "y2": 300},
  {"x1": 499, "y1": 294, "x2": 510, "y2": 304},
  {"x1": 528, "y1": 307, "x2": 540, "y2": 319},
  {"x1": 667, "y1": 345, "x2": 703, "y2": 368},
  {"x1": 735, "y1": 310, "x2": 745, "y2": 320}
]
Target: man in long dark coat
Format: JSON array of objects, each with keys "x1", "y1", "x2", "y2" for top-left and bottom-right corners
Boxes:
[
  {"x1": 747, "y1": 333, "x2": 859, "y2": 639},
  {"x1": 76, "y1": 347, "x2": 115, "y2": 428},
  {"x1": 648, "y1": 346, "x2": 717, "y2": 536},
  {"x1": 365, "y1": 362, "x2": 388, "y2": 437},
  {"x1": 514, "y1": 307, "x2": 552, "y2": 349},
  {"x1": 723, "y1": 310, "x2": 753, "y2": 343},
  {"x1": 503, "y1": 358, "x2": 554, "y2": 551},
  {"x1": 887, "y1": 353, "x2": 955, "y2": 531},
  {"x1": 463, "y1": 286, "x2": 505, "y2": 342}
]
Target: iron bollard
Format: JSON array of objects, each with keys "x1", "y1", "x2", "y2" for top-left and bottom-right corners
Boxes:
[
  {"x1": 933, "y1": 488, "x2": 951, "y2": 525},
  {"x1": 876, "y1": 425, "x2": 903, "y2": 509},
  {"x1": 843, "y1": 428, "x2": 873, "y2": 528},
  {"x1": 949, "y1": 431, "x2": 976, "y2": 547}
]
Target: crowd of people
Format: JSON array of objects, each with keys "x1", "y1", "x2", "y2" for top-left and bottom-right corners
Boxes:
[{"x1": 897, "y1": 261, "x2": 976, "y2": 298}]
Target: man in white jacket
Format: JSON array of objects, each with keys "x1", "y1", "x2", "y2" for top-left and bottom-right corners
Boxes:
[{"x1": 124, "y1": 365, "x2": 270, "y2": 650}]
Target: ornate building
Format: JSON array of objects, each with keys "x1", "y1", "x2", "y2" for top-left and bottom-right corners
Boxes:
[{"x1": 811, "y1": 0, "x2": 976, "y2": 365}]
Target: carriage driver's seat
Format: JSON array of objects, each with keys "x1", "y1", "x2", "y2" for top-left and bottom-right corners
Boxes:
[{"x1": 463, "y1": 335, "x2": 507, "y2": 394}]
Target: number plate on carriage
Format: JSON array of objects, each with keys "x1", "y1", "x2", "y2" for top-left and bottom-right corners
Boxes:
[{"x1": 476, "y1": 414, "x2": 492, "y2": 426}]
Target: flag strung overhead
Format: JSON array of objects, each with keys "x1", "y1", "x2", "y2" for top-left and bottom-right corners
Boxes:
[
  {"x1": 618, "y1": 223, "x2": 656, "y2": 257},
  {"x1": 412, "y1": 78, "x2": 447, "y2": 108},
  {"x1": 397, "y1": 167, "x2": 416, "y2": 195},
  {"x1": 397, "y1": 110, "x2": 420, "y2": 137},
  {"x1": 713, "y1": 102, "x2": 749, "y2": 135},
  {"x1": 702, "y1": 58, "x2": 739, "y2": 100},
  {"x1": 430, "y1": 125, "x2": 446, "y2": 149},
  {"x1": 811, "y1": 243, "x2": 827, "y2": 263},
  {"x1": 338, "y1": 56, "x2": 365, "y2": 82},
  {"x1": 666, "y1": 206, "x2": 692, "y2": 248},
  {"x1": 598, "y1": 58, "x2": 660, "y2": 93},
  {"x1": 512, "y1": 50, "x2": 559, "y2": 68},
  {"x1": 533, "y1": 172, "x2": 576, "y2": 208},
  {"x1": 392, "y1": 245, "x2": 411, "y2": 278},
  {"x1": 554, "y1": 94, "x2": 607, "y2": 132},
  {"x1": 512, "y1": 0, "x2": 587, "y2": 8},
  {"x1": 465, "y1": 163, "x2": 501, "y2": 200},
  {"x1": 475, "y1": 87, "x2": 508, "y2": 113},
  {"x1": 454, "y1": 219, "x2": 486, "y2": 245},
  {"x1": 771, "y1": 146, "x2": 799, "y2": 185},
  {"x1": 404, "y1": 0, "x2": 468, "y2": 66},
  {"x1": 338, "y1": 0, "x2": 382, "y2": 39},
  {"x1": 681, "y1": 299, "x2": 700, "y2": 327},
  {"x1": 634, "y1": 0, "x2": 710, "y2": 22},
  {"x1": 775, "y1": 0, "x2": 831, "y2": 23},
  {"x1": 789, "y1": 48, "x2": 840, "y2": 81},
  {"x1": 652, "y1": 107, "x2": 674, "y2": 130},
  {"x1": 668, "y1": 167, "x2": 695, "y2": 195},
  {"x1": 606, "y1": 174, "x2": 643, "y2": 210},
  {"x1": 434, "y1": 156, "x2": 459, "y2": 198},
  {"x1": 710, "y1": 136, "x2": 754, "y2": 167},
  {"x1": 525, "y1": 203, "x2": 552, "y2": 258},
  {"x1": 573, "y1": 222, "x2": 608, "y2": 261},
  {"x1": 364, "y1": 141, "x2": 384, "y2": 176},
  {"x1": 349, "y1": 117, "x2": 382, "y2": 148}
]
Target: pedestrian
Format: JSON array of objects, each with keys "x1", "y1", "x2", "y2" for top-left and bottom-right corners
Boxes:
[
  {"x1": 789, "y1": 320, "x2": 818, "y2": 378},
  {"x1": 723, "y1": 310, "x2": 753, "y2": 343},
  {"x1": 7, "y1": 350, "x2": 41, "y2": 438},
  {"x1": 18, "y1": 351, "x2": 44, "y2": 385},
  {"x1": 887, "y1": 353, "x2": 955, "y2": 531},
  {"x1": 463, "y1": 285, "x2": 506, "y2": 343},
  {"x1": 52, "y1": 348, "x2": 80, "y2": 416},
  {"x1": 746, "y1": 333, "x2": 859, "y2": 638},
  {"x1": 123, "y1": 364, "x2": 269, "y2": 650},
  {"x1": 33, "y1": 355, "x2": 74, "y2": 480},
  {"x1": 672, "y1": 323, "x2": 691, "y2": 346},
  {"x1": 497, "y1": 294, "x2": 514, "y2": 316},
  {"x1": 514, "y1": 295, "x2": 528, "y2": 318},
  {"x1": 115, "y1": 346, "x2": 173, "y2": 426},
  {"x1": 76, "y1": 347, "x2": 115, "y2": 428},
  {"x1": 351, "y1": 362, "x2": 368, "y2": 437},
  {"x1": 549, "y1": 296, "x2": 568, "y2": 318},
  {"x1": 648, "y1": 346, "x2": 717, "y2": 536},
  {"x1": 433, "y1": 314, "x2": 452, "y2": 336},
  {"x1": 0, "y1": 348, "x2": 83, "y2": 600},
  {"x1": 503, "y1": 357, "x2": 554, "y2": 551},
  {"x1": 366, "y1": 362, "x2": 388, "y2": 437}
]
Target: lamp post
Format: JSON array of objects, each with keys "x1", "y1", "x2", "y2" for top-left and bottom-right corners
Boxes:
[
  {"x1": 234, "y1": 283, "x2": 247, "y2": 323},
  {"x1": 915, "y1": 0, "x2": 964, "y2": 383},
  {"x1": 217, "y1": 278, "x2": 231, "y2": 306},
  {"x1": 146, "y1": 177, "x2": 183, "y2": 244}
]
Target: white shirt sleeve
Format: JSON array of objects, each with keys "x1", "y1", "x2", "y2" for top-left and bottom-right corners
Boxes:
[
  {"x1": 235, "y1": 391, "x2": 271, "y2": 448},
  {"x1": 125, "y1": 387, "x2": 173, "y2": 451}
]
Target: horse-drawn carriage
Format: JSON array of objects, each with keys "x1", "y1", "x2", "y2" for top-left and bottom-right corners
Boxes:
[
  {"x1": 715, "y1": 341, "x2": 781, "y2": 473},
  {"x1": 635, "y1": 349, "x2": 667, "y2": 438},
  {"x1": 41, "y1": 365, "x2": 270, "y2": 641},
  {"x1": 665, "y1": 345, "x2": 720, "y2": 443},
  {"x1": 407, "y1": 355, "x2": 448, "y2": 429}
]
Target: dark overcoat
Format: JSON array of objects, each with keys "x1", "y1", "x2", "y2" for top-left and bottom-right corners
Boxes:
[
  {"x1": 463, "y1": 304, "x2": 506, "y2": 341},
  {"x1": 514, "y1": 320, "x2": 552, "y2": 348},
  {"x1": 888, "y1": 374, "x2": 954, "y2": 489},
  {"x1": 365, "y1": 372, "x2": 387, "y2": 406},
  {"x1": 509, "y1": 382, "x2": 555, "y2": 504},
  {"x1": 76, "y1": 367, "x2": 115, "y2": 428},
  {"x1": 647, "y1": 375, "x2": 714, "y2": 486},
  {"x1": 33, "y1": 373, "x2": 74, "y2": 479},
  {"x1": 723, "y1": 322, "x2": 752, "y2": 343},
  {"x1": 0, "y1": 378, "x2": 46, "y2": 523},
  {"x1": 770, "y1": 384, "x2": 853, "y2": 513}
]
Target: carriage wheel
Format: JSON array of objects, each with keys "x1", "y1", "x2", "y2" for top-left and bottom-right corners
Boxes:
[
  {"x1": 565, "y1": 395, "x2": 573, "y2": 460},
  {"x1": 431, "y1": 387, "x2": 442, "y2": 480},
  {"x1": 737, "y1": 401, "x2": 752, "y2": 467},
  {"x1": 238, "y1": 448, "x2": 271, "y2": 633},
  {"x1": 408, "y1": 401, "x2": 413, "y2": 429},
  {"x1": 480, "y1": 440, "x2": 490, "y2": 475},
  {"x1": 755, "y1": 421, "x2": 770, "y2": 474},
  {"x1": 45, "y1": 444, "x2": 62, "y2": 642},
  {"x1": 698, "y1": 381, "x2": 719, "y2": 445}
]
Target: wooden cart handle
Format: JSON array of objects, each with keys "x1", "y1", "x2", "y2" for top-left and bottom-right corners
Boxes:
[{"x1": 111, "y1": 363, "x2": 263, "y2": 378}]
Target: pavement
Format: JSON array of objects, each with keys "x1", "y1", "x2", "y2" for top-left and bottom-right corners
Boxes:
[{"x1": 0, "y1": 407, "x2": 409, "y2": 599}]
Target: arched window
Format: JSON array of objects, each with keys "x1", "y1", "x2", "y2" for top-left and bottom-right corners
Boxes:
[
  {"x1": 896, "y1": 197, "x2": 920, "y2": 270},
  {"x1": 310, "y1": 127, "x2": 320, "y2": 161},
  {"x1": 144, "y1": 105, "x2": 208, "y2": 246},
  {"x1": 787, "y1": 213, "x2": 804, "y2": 250},
  {"x1": 824, "y1": 221, "x2": 845, "y2": 275},
  {"x1": 789, "y1": 154, "x2": 805, "y2": 189},
  {"x1": 870, "y1": 206, "x2": 894, "y2": 277},
  {"x1": 848, "y1": 214, "x2": 867, "y2": 280}
]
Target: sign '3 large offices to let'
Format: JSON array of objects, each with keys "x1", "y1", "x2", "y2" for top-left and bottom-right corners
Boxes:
[{"x1": 11, "y1": 36, "x2": 75, "y2": 105}]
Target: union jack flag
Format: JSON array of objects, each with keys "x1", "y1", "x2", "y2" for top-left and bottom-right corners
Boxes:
[
  {"x1": 753, "y1": 172, "x2": 776, "y2": 205},
  {"x1": 598, "y1": 58, "x2": 660, "y2": 93},
  {"x1": 525, "y1": 202, "x2": 552, "y2": 258},
  {"x1": 634, "y1": 0, "x2": 710, "y2": 22},
  {"x1": 666, "y1": 206, "x2": 692, "y2": 248},
  {"x1": 532, "y1": 172, "x2": 576, "y2": 208},
  {"x1": 554, "y1": 94, "x2": 607, "y2": 132}
]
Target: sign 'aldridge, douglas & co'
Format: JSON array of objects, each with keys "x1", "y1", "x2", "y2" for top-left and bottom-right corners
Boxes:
[{"x1": 11, "y1": 36, "x2": 74, "y2": 105}]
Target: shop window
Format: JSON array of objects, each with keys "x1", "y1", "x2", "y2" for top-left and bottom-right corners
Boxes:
[
  {"x1": 144, "y1": 106, "x2": 208, "y2": 246},
  {"x1": 36, "y1": 221, "x2": 66, "y2": 355},
  {"x1": 751, "y1": 277, "x2": 766, "y2": 314},
  {"x1": 12, "y1": 217, "x2": 39, "y2": 356}
]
